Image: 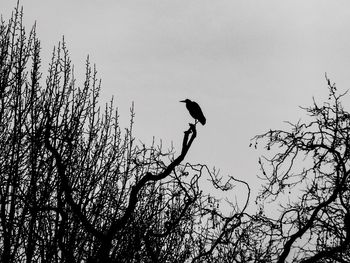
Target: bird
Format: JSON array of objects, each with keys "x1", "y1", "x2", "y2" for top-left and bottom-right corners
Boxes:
[{"x1": 180, "y1": 99, "x2": 206, "y2": 125}]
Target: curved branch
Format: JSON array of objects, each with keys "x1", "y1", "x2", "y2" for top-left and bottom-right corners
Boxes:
[
  {"x1": 44, "y1": 112, "x2": 105, "y2": 241},
  {"x1": 277, "y1": 185, "x2": 339, "y2": 263},
  {"x1": 107, "y1": 124, "x2": 197, "y2": 238}
]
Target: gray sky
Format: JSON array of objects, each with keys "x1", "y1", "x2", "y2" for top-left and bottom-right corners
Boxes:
[{"x1": 2, "y1": 0, "x2": 350, "y2": 204}]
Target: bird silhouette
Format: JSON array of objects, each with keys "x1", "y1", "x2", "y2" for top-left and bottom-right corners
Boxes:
[{"x1": 180, "y1": 99, "x2": 206, "y2": 125}]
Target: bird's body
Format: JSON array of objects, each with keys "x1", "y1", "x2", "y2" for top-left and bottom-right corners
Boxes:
[{"x1": 180, "y1": 99, "x2": 206, "y2": 125}]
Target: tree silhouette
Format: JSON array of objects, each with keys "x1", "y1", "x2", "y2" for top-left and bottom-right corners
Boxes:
[
  {"x1": 0, "y1": 5, "x2": 249, "y2": 263},
  {"x1": 7, "y1": 3, "x2": 349, "y2": 263},
  {"x1": 249, "y1": 75, "x2": 350, "y2": 262}
]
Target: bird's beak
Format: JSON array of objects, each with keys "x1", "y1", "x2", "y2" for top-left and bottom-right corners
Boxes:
[{"x1": 180, "y1": 100, "x2": 186, "y2": 103}]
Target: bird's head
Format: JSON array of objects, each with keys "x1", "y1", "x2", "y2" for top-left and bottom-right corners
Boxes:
[{"x1": 180, "y1": 99, "x2": 191, "y2": 104}]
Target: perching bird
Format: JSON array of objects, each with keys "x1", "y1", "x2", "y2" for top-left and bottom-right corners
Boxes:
[{"x1": 180, "y1": 99, "x2": 206, "y2": 125}]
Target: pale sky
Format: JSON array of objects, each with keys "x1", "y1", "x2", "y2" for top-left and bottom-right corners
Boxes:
[{"x1": 2, "y1": 0, "x2": 350, "y2": 205}]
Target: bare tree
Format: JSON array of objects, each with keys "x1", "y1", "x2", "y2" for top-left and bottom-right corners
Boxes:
[
  {"x1": 250, "y1": 75, "x2": 350, "y2": 262},
  {"x1": 0, "y1": 5, "x2": 249, "y2": 263},
  {"x1": 9, "y1": 3, "x2": 350, "y2": 263}
]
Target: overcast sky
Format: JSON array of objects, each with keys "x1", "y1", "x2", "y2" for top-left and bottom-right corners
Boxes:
[{"x1": 2, "y1": 0, "x2": 350, "y2": 205}]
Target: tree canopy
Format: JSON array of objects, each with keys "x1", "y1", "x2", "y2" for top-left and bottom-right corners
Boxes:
[
  {"x1": 1, "y1": 4, "x2": 350, "y2": 263},
  {"x1": 0, "y1": 5, "x2": 247, "y2": 263}
]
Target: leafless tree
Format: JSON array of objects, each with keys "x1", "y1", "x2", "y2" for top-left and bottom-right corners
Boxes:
[
  {"x1": 250, "y1": 75, "x2": 350, "y2": 262},
  {"x1": 0, "y1": 5, "x2": 249, "y2": 263}
]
